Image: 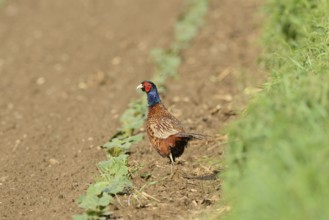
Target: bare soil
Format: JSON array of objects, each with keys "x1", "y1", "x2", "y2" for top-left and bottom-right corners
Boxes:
[{"x1": 0, "y1": 0, "x2": 263, "y2": 219}]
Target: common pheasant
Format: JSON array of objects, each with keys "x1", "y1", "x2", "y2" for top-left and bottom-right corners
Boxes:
[{"x1": 136, "y1": 80, "x2": 204, "y2": 172}]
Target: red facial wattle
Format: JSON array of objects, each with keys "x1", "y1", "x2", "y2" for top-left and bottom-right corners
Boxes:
[{"x1": 143, "y1": 82, "x2": 152, "y2": 93}]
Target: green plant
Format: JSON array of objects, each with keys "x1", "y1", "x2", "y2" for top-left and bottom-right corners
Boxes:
[{"x1": 219, "y1": 0, "x2": 329, "y2": 220}]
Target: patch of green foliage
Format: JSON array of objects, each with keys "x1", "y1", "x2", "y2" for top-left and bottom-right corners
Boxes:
[
  {"x1": 152, "y1": 0, "x2": 209, "y2": 87},
  {"x1": 74, "y1": 0, "x2": 209, "y2": 219},
  {"x1": 73, "y1": 154, "x2": 132, "y2": 220},
  {"x1": 220, "y1": 0, "x2": 329, "y2": 220}
]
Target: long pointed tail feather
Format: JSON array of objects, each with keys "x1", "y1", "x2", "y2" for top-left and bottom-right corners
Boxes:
[{"x1": 176, "y1": 132, "x2": 206, "y2": 140}]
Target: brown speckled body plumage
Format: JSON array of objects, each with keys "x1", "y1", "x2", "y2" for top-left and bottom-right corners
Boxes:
[
  {"x1": 146, "y1": 102, "x2": 187, "y2": 161},
  {"x1": 137, "y1": 80, "x2": 203, "y2": 163}
]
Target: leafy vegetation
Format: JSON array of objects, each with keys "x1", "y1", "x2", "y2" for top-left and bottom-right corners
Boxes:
[
  {"x1": 220, "y1": 0, "x2": 329, "y2": 220},
  {"x1": 74, "y1": 0, "x2": 209, "y2": 219}
]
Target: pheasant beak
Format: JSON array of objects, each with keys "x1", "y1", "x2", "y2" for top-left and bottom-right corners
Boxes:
[{"x1": 136, "y1": 84, "x2": 143, "y2": 90}]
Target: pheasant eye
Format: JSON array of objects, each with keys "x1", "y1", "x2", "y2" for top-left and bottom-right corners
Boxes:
[{"x1": 143, "y1": 82, "x2": 152, "y2": 92}]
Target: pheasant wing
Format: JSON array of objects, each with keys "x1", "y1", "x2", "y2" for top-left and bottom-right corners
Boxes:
[{"x1": 149, "y1": 116, "x2": 184, "y2": 139}]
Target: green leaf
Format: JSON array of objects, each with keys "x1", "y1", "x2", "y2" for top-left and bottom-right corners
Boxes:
[
  {"x1": 101, "y1": 134, "x2": 144, "y2": 156},
  {"x1": 76, "y1": 195, "x2": 86, "y2": 205},
  {"x1": 77, "y1": 194, "x2": 98, "y2": 210},
  {"x1": 98, "y1": 193, "x2": 113, "y2": 207},
  {"x1": 103, "y1": 176, "x2": 132, "y2": 194},
  {"x1": 119, "y1": 99, "x2": 147, "y2": 134},
  {"x1": 86, "y1": 182, "x2": 109, "y2": 196},
  {"x1": 106, "y1": 146, "x2": 124, "y2": 157},
  {"x1": 97, "y1": 154, "x2": 129, "y2": 178},
  {"x1": 127, "y1": 133, "x2": 144, "y2": 143}
]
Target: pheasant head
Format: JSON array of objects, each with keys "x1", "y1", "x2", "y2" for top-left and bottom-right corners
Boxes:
[{"x1": 136, "y1": 81, "x2": 161, "y2": 107}]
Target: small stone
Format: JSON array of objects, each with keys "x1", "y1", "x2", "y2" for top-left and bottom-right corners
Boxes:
[
  {"x1": 7, "y1": 103, "x2": 14, "y2": 109},
  {"x1": 210, "y1": 105, "x2": 222, "y2": 115},
  {"x1": 49, "y1": 158, "x2": 59, "y2": 165},
  {"x1": 217, "y1": 68, "x2": 231, "y2": 81},
  {"x1": 172, "y1": 96, "x2": 180, "y2": 102},
  {"x1": 0, "y1": 176, "x2": 8, "y2": 182},
  {"x1": 244, "y1": 86, "x2": 262, "y2": 95},
  {"x1": 213, "y1": 94, "x2": 232, "y2": 102},
  {"x1": 191, "y1": 200, "x2": 198, "y2": 207},
  {"x1": 5, "y1": 5, "x2": 18, "y2": 16},
  {"x1": 78, "y1": 82, "x2": 88, "y2": 89},
  {"x1": 138, "y1": 42, "x2": 147, "y2": 51},
  {"x1": 182, "y1": 97, "x2": 190, "y2": 102},
  {"x1": 111, "y1": 56, "x2": 121, "y2": 65}
]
